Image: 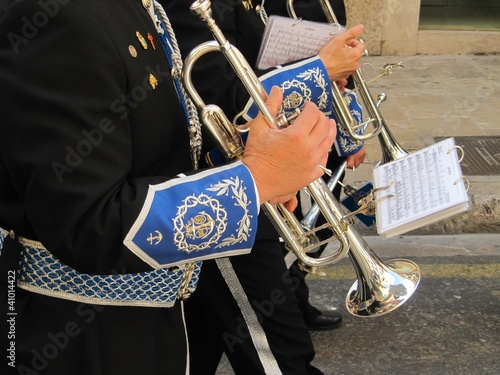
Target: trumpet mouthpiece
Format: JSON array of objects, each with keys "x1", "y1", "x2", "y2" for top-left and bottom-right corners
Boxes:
[{"x1": 190, "y1": 0, "x2": 212, "y2": 19}]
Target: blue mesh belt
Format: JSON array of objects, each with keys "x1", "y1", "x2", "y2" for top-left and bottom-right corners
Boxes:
[{"x1": 0, "y1": 228, "x2": 201, "y2": 307}]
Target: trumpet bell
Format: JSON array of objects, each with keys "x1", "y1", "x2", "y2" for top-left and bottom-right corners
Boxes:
[{"x1": 346, "y1": 258, "x2": 420, "y2": 317}]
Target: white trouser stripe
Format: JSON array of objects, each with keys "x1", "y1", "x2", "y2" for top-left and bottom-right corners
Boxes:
[{"x1": 216, "y1": 258, "x2": 283, "y2": 375}]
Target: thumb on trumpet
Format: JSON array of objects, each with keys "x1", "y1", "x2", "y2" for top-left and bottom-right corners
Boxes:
[{"x1": 252, "y1": 86, "x2": 283, "y2": 130}]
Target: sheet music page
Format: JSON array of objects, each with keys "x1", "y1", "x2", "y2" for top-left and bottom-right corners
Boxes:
[
  {"x1": 373, "y1": 137, "x2": 470, "y2": 238},
  {"x1": 256, "y1": 15, "x2": 345, "y2": 70}
]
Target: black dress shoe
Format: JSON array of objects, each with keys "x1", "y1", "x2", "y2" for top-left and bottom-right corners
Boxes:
[{"x1": 305, "y1": 311, "x2": 342, "y2": 331}]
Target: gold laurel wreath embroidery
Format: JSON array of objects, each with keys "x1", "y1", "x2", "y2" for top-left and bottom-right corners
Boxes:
[
  {"x1": 337, "y1": 92, "x2": 364, "y2": 153},
  {"x1": 297, "y1": 68, "x2": 328, "y2": 110},
  {"x1": 339, "y1": 135, "x2": 361, "y2": 153},
  {"x1": 206, "y1": 176, "x2": 252, "y2": 248}
]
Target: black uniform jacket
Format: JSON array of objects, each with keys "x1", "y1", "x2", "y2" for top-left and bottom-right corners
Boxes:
[
  {"x1": 0, "y1": 0, "x2": 195, "y2": 275},
  {"x1": 0, "y1": 1, "x2": 212, "y2": 373}
]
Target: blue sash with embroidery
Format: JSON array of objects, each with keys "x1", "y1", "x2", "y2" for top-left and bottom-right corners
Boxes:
[{"x1": 0, "y1": 228, "x2": 202, "y2": 306}]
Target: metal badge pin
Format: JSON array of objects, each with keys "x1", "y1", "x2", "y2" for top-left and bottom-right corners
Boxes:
[
  {"x1": 149, "y1": 74, "x2": 158, "y2": 89},
  {"x1": 242, "y1": 0, "x2": 253, "y2": 10},
  {"x1": 136, "y1": 31, "x2": 148, "y2": 50},
  {"x1": 128, "y1": 45, "x2": 138, "y2": 58},
  {"x1": 142, "y1": 0, "x2": 152, "y2": 9},
  {"x1": 147, "y1": 33, "x2": 156, "y2": 50}
]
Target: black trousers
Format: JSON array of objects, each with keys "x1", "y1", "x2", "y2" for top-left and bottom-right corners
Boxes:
[
  {"x1": 185, "y1": 153, "x2": 347, "y2": 375},
  {"x1": 184, "y1": 237, "x2": 323, "y2": 375},
  {"x1": 1, "y1": 291, "x2": 188, "y2": 375}
]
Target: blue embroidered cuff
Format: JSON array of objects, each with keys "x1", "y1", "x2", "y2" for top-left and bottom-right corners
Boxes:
[
  {"x1": 239, "y1": 57, "x2": 365, "y2": 158},
  {"x1": 242, "y1": 56, "x2": 333, "y2": 122},
  {"x1": 333, "y1": 90, "x2": 365, "y2": 157},
  {"x1": 124, "y1": 162, "x2": 259, "y2": 268}
]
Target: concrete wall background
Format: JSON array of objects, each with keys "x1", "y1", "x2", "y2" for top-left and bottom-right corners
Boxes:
[{"x1": 344, "y1": 0, "x2": 500, "y2": 56}]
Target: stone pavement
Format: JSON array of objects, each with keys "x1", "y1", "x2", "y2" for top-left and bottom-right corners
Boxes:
[
  {"x1": 216, "y1": 233, "x2": 500, "y2": 375},
  {"x1": 298, "y1": 233, "x2": 500, "y2": 375}
]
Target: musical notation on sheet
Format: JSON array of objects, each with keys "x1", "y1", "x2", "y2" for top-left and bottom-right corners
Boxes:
[
  {"x1": 256, "y1": 16, "x2": 345, "y2": 70},
  {"x1": 373, "y1": 137, "x2": 470, "y2": 238}
]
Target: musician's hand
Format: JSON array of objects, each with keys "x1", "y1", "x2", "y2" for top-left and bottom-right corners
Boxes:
[
  {"x1": 318, "y1": 24, "x2": 365, "y2": 82},
  {"x1": 269, "y1": 194, "x2": 298, "y2": 212},
  {"x1": 242, "y1": 86, "x2": 336, "y2": 205},
  {"x1": 346, "y1": 146, "x2": 366, "y2": 169},
  {"x1": 336, "y1": 78, "x2": 348, "y2": 92}
]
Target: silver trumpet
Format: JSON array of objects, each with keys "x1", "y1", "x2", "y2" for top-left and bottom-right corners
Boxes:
[
  {"x1": 184, "y1": 0, "x2": 420, "y2": 317},
  {"x1": 286, "y1": 0, "x2": 420, "y2": 316},
  {"x1": 286, "y1": 0, "x2": 383, "y2": 141},
  {"x1": 184, "y1": 0, "x2": 350, "y2": 270},
  {"x1": 288, "y1": 0, "x2": 410, "y2": 163},
  {"x1": 373, "y1": 94, "x2": 410, "y2": 164}
]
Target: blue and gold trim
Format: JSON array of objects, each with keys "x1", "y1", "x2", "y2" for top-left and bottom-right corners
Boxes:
[
  {"x1": 124, "y1": 161, "x2": 259, "y2": 268},
  {"x1": 333, "y1": 89, "x2": 364, "y2": 157},
  {"x1": 241, "y1": 56, "x2": 364, "y2": 157},
  {"x1": 242, "y1": 57, "x2": 332, "y2": 121}
]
